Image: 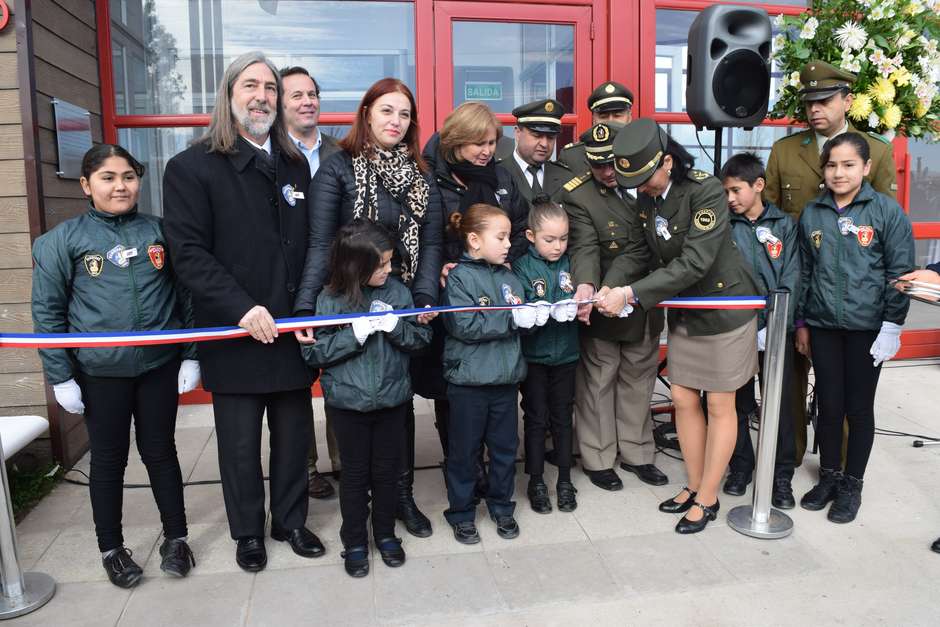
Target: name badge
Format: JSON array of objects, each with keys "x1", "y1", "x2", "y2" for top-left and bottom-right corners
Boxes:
[
  {"x1": 123, "y1": 247, "x2": 138, "y2": 260},
  {"x1": 655, "y1": 215, "x2": 671, "y2": 240},
  {"x1": 292, "y1": 191, "x2": 305, "y2": 200}
]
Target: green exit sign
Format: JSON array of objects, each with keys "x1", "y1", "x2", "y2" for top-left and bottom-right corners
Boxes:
[{"x1": 465, "y1": 81, "x2": 503, "y2": 101}]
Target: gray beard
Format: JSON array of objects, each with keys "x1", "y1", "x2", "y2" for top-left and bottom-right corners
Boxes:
[{"x1": 234, "y1": 102, "x2": 275, "y2": 141}]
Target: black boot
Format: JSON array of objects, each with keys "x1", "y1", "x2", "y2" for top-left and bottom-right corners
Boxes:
[
  {"x1": 827, "y1": 474, "x2": 863, "y2": 523},
  {"x1": 800, "y1": 467, "x2": 841, "y2": 511},
  {"x1": 396, "y1": 469, "x2": 432, "y2": 537}
]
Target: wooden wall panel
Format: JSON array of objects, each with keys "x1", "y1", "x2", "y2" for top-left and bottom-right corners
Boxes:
[
  {"x1": 0, "y1": 372, "x2": 47, "y2": 407},
  {"x1": 0, "y1": 161, "x2": 26, "y2": 197},
  {"x1": 0, "y1": 197, "x2": 30, "y2": 233},
  {"x1": 0, "y1": 233, "x2": 33, "y2": 269}
]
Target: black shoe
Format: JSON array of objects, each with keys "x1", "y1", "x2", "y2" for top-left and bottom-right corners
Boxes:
[
  {"x1": 491, "y1": 514, "x2": 520, "y2": 539},
  {"x1": 159, "y1": 537, "x2": 195, "y2": 578},
  {"x1": 675, "y1": 499, "x2": 720, "y2": 534},
  {"x1": 341, "y1": 545, "x2": 369, "y2": 578},
  {"x1": 271, "y1": 526, "x2": 326, "y2": 558},
  {"x1": 397, "y1": 472, "x2": 433, "y2": 538},
  {"x1": 827, "y1": 475, "x2": 863, "y2": 524},
  {"x1": 451, "y1": 521, "x2": 480, "y2": 545},
  {"x1": 102, "y1": 547, "x2": 143, "y2": 589},
  {"x1": 235, "y1": 537, "x2": 267, "y2": 572},
  {"x1": 801, "y1": 468, "x2": 841, "y2": 511},
  {"x1": 772, "y1": 477, "x2": 796, "y2": 509},
  {"x1": 619, "y1": 463, "x2": 668, "y2": 486},
  {"x1": 586, "y1": 468, "x2": 623, "y2": 491},
  {"x1": 375, "y1": 536, "x2": 406, "y2": 568},
  {"x1": 722, "y1": 471, "x2": 751, "y2": 496},
  {"x1": 932, "y1": 537, "x2": 940, "y2": 554},
  {"x1": 659, "y1": 487, "x2": 697, "y2": 514},
  {"x1": 308, "y1": 470, "x2": 336, "y2": 499},
  {"x1": 527, "y1": 482, "x2": 552, "y2": 514},
  {"x1": 556, "y1": 481, "x2": 578, "y2": 512}
]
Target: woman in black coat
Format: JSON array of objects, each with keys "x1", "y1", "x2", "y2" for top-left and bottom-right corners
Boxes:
[{"x1": 294, "y1": 78, "x2": 442, "y2": 540}]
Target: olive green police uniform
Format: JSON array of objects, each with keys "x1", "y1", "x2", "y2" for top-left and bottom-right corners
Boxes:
[
  {"x1": 561, "y1": 123, "x2": 665, "y2": 474},
  {"x1": 496, "y1": 99, "x2": 571, "y2": 203},
  {"x1": 764, "y1": 60, "x2": 898, "y2": 462},
  {"x1": 557, "y1": 81, "x2": 635, "y2": 172}
]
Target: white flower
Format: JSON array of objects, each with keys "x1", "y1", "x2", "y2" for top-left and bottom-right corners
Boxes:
[
  {"x1": 868, "y1": 112, "x2": 881, "y2": 128},
  {"x1": 870, "y1": 48, "x2": 888, "y2": 66},
  {"x1": 871, "y1": 5, "x2": 885, "y2": 19},
  {"x1": 788, "y1": 71, "x2": 802, "y2": 88},
  {"x1": 835, "y1": 21, "x2": 868, "y2": 51},
  {"x1": 773, "y1": 14, "x2": 786, "y2": 28},
  {"x1": 800, "y1": 17, "x2": 818, "y2": 40},
  {"x1": 773, "y1": 34, "x2": 787, "y2": 51}
]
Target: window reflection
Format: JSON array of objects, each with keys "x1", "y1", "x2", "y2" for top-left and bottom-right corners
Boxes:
[{"x1": 909, "y1": 138, "x2": 940, "y2": 223}]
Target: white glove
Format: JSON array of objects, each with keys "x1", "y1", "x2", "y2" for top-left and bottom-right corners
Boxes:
[
  {"x1": 374, "y1": 313, "x2": 399, "y2": 333},
  {"x1": 757, "y1": 327, "x2": 767, "y2": 353},
  {"x1": 53, "y1": 379, "x2": 84, "y2": 414},
  {"x1": 512, "y1": 306, "x2": 538, "y2": 329},
  {"x1": 177, "y1": 360, "x2": 201, "y2": 394},
  {"x1": 533, "y1": 301, "x2": 551, "y2": 327},
  {"x1": 870, "y1": 321, "x2": 902, "y2": 367},
  {"x1": 352, "y1": 317, "x2": 377, "y2": 345},
  {"x1": 550, "y1": 299, "x2": 579, "y2": 323}
]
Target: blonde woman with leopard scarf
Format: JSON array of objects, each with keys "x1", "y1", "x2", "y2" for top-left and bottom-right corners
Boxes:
[{"x1": 294, "y1": 78, "x2": 443, "y2": 542}]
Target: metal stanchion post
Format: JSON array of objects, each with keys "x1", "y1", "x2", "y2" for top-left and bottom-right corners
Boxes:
[
  {"x1": 0, "y1": 434, "x2": 55, "y2": 619},
  {"x1": 728, "y1": 290, "x2": 794, "y2": 539}
]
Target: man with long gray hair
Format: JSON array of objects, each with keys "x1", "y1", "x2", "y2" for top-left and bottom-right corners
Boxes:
[{"x1": 163, "y1": 51, "x2": 324, "y2": 572}]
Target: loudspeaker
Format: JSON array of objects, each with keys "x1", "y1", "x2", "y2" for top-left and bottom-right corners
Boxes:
[{"x1": 686, "y1": 5, "x2": 772, "y2": 130}]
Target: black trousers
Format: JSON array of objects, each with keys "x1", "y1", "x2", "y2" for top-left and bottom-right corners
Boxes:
[
  {"x1": 444, "y1": 384, "x2": 518, "y2": 524},
  {"x1": 731, "y1": 336, "x2": 797, "y2": 480},
  {"x1": 78, "y1": 358, "x2": 186, "y2": 552},
  {"x1": 331, "y1": 404, "x2": 406, "y2": 547},
  {"x1": 212, "y1": 388, "x2": 311, "y2": 539},
  {"x1": 809, "y1": 327, "x2": 881, "y2": 479},
  {"x1": 520, "y1": 361, "x2": 576, "y2": 476}
]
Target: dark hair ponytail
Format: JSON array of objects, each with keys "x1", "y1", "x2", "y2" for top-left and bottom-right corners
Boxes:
[
  {"x1": 81, "y1": 144, "x2": 145, "y2": 180},
  {"x1": 663, "y1": 134, "x2": 695, "y2": 184},
  {"x1": 448, "y1": 203, "x2": 508, "y2": 250},
  {"x1": 326, "y1": 219, "x2": 395, "y2": 308}
]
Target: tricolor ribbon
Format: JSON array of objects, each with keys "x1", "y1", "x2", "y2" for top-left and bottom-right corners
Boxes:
[{"x1": 1, "y1": 297, "x2": 766, "y2": 349}]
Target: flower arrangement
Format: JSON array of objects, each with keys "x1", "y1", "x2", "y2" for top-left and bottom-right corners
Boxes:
[{"x1": 770, "y1": 0, "x2": 940, "y2": 140}]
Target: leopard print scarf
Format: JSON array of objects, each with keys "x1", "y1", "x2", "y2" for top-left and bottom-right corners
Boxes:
[{"x1": 351, "y1": 144, "x2": 429, "y2": 286}]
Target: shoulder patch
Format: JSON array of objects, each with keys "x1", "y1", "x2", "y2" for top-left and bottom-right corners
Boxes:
[
  {"x1": 692, "y1": 208, "x2": 717, "y2": 231},
  {"x1": 562, "y1": 141, "x2": 583, "y2": 150},
  {"x1": 867, "y1": 131, "x2": 890, "y2": 145},
  {"x1": 563, "y1": 172, "x2": 592, "y2": 192},
  {"x1": 801, "y1": 135, "x2": 813, "y2": 146}
]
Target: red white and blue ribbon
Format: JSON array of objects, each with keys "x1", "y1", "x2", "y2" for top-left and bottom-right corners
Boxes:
[{"x1": 1, "y1": 296, "x2": 766, "y2": 349}]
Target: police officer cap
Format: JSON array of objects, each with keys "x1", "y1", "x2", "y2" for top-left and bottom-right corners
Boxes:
[
  {"x1": 579, "y1": 121, "x2": 625, "y2": 165},
  {"x1": 588, "y1": 81, "x2": 634, "y2": 113},
  {"x1": 799, "y1": 60, "x2": 856, "y2": 102},
  {"x1": 612, "y1": 118, "x2": 668, "y2": 189},
  {"x1": 512, "y1": 99, "x2": 565, "y2": 134}
]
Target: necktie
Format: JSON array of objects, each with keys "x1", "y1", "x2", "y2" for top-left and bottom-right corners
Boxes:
[{"x1": 527, "y1": 164, "x2": 543, "y2": 196}]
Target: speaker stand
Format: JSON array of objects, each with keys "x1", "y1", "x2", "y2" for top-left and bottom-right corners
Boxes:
[{"x1": 711, "y1": 126, "x2": 722, "y2": 177}]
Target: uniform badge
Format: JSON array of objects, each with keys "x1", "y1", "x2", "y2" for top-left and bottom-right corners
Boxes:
[
  {"x1": 857, "y1": 225, "x2": 874, "y2": 247},
  {"x1": 692, "y1": 170, "x2": 709, "y2": 181},
  {"x1": 638, "y1": 212, "x2": 647, "y2": 219},
  {"x1": 83, "y1": 254, "x2": 103, "y2": 277},
  {"x1": 692, "y1": 208, "x2": 717, "y2": 231},
  {"x1": 544, "y1": 101, "x2": 555, "y2": 113},
  {"x1": 655, "y1": 215, "x2": 672, "y2": 240},
  {"x1": 282, "y1": 184, "x2": 297, "y2": 207},
  {"x1": 618, "y1": 157, "x2": 630, "y2": 170},
  {"x1": 532, "y1": 278, "x2": 547, "y2": 298},
  {"x1": 811, "y1": 230, "x2": 823, "y2": 249},
  {"x1": 478, "y1": 296, "x2": 491, "y2": 306},
  {"x1": 604, "y1": 84, "x2": 615, "y2": 94},
  {"x1": 607, "y1": 221, "x2": 617, "y2": 228},
  {"x1": 609, "y1": 241, "x2": 619, "y2": 249},
  {"x1": 766, "y1": 240, "x2": 783, "y2": 259},
  {"x1": 370, "y1": 300, "x2": 393, "y2": 313},
  {"x1": 147, "y1": 244, "x2": 165, "y2": 270},
  {"x1": 501, "y1": 283, "x2": 521, "y2": 305},
  {"x1": 837, "y1": 216, "x2": 856, "y2": 236},
  {"x1": 106, "y1": 245, "x2": 130, "y2": 268},
  {"x1": 558, "y1": 271, "x2": 574, "y2": 294},
  {"x1": 592, "y1": 125, "x2": 609, "y2": 142}
]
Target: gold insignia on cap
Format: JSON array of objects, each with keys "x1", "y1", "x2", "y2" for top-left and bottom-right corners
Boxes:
[
  {"x1": 618, "y1": 157, "x2": 630, "y2": 169},
  {"x1": 605, "y1": 84, "x2": 615, "y2": 94},
  {"x1": 809, "y1": 80, "x2": 817, "y2": 86},
  {"x1": 693, "y1": 208, "x2": 717, "y2": 231},
  {"x1": 810, "y1": 65, "x2": 816, "y2": 71},
  {"x1": 544, "y1": 101, "x2": 554, "y2": 113},
  {"x1": 593, "y1": 125, "x2": 610, "y2": 142}
]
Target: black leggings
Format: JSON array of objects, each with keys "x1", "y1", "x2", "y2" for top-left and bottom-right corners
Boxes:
[
  {"x1": 78, "y1": 358, "x2": 186, "y2": 552},
  {"x1": 331, "y1": 403, "x2": 406, "y2": 548},
  {"x1": 809, "y1": 327, "x2": 881, "y2": 479}
]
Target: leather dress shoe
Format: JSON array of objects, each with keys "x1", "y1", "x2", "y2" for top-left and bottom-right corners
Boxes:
[
  {"x1": 341, "y1": 546, "x2": 369, "y2": 578},
  {"x1": 675, "y1": 499, "x2": 720, "y2": 534},
  {"x1": 772, "y1": 477, "x2": 796, "y2": 509},
  {"x1": 375, "y1": 537, "x2": 406, "y2": 567},
  {"x1": 801, "y1": 468, "x2": 841, "y2": 511},
  {"x1": 159, "y1": 537, "x2": 195, "y2": 577},
  {"x1": 308, "y1": 470, "x2": 336, "y2": 499},
  {"x1": 452, "y1": 521, "x2": 480, "y2": 545},
  {"x1": 620, "y1": 463, "x2": 668, "y2": 486},
  {"x1": 102, "y1": 547, "x2": 143, "y2": 588},
  {"x1": 722, "y1": 471, "x2": 751, "y2": 496},
  {"x1": 586, "y1": 468, "x2": 623, "y2": 491},
  {"x1": 236, "y1": 537, "x2": 267, "y2": 572},
  {"x1": 556, "y1": 481, "x2": 578, "y2": 512},
  {"x1": 659, "y1": 487, "x2": 697, "y2": 514},
  {"x1": 491, "y1": 514, "x2": 520, "y2": 539},
  {"x1": 932, "y1": 537, "x2": 940, "y2": 554},
  {"x1": 527, "y1": 481, "x2": 552, "y2": 514},
  {"x1": 271, "y1": 527, "x2": 325, "y2": 558}
]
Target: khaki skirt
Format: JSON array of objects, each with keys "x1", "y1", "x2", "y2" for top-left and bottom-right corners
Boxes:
[{"x1": 666, "y1": 316, "x2": 758, "y2": 392}]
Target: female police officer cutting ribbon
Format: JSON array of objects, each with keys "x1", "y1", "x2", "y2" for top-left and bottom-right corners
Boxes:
[{"x1": 595, "y1": 119, "x2": 758, "y2": 534}]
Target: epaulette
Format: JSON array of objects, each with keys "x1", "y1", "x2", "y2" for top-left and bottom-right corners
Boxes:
[
  {"x1": 867, "y1": 131, "x2": 890, "y2": 145},
  {"x1": 562, "y1": 141, "x2": 583, "y2": 151},
  {"x1": 688, "y1": 169, "x2": 711, "y2": 183},
  {"x1": 563, "y1": 172, "x2": 592, "y2": 192}
]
